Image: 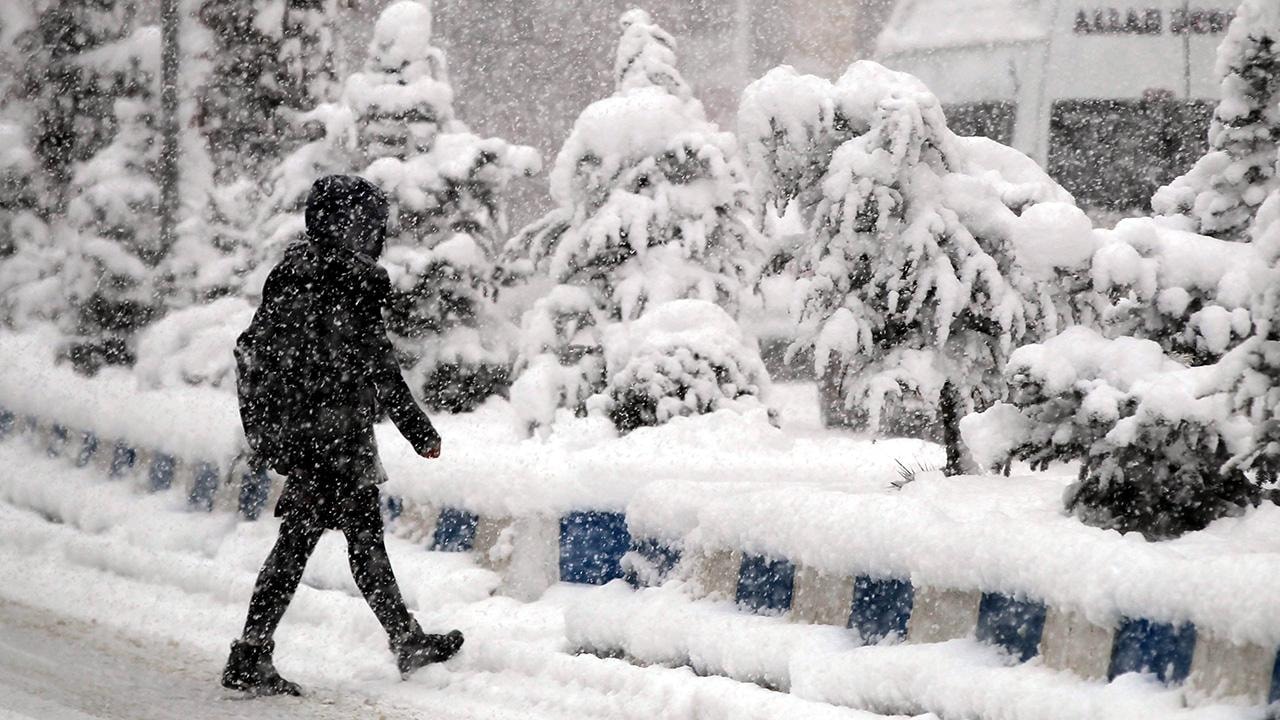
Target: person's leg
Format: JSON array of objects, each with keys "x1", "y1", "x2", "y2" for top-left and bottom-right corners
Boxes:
[
  {"x1": 240, "y1": 507, "x2": 325, "y2": 645},
  {"x1": 342, "y1": 486, "x2": 414, "y2": 641},
  {"x1": 224, "y1": 494, "x2": 325, "y2": 695},
  {"x1": 341, "y1": 486, "x2": 463, "y2": 675}
]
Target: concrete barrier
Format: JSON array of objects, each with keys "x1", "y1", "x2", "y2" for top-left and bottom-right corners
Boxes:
[{"x1": 5, "y1": 404, "x2": 1279, "y2": 712}]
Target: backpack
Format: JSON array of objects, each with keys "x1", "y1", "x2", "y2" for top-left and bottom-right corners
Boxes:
[{"x1": 235, "y1": 317, "x2": 288, "y2": 473}]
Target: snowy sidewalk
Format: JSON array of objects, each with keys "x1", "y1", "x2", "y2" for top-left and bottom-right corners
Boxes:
[{"x1": 0, "y1": 440, "x2": 909, "y2": 720}]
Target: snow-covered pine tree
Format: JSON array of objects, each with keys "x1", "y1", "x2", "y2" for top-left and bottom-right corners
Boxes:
[
  {"x1": 166, "y1": 0, "x2": 342, "y2": 309},
  {"x1": 16, "y1": 0, "x2": 137, "y2": 215},
  {"x1": 0, "y1": 123, "x2": 59, "y2": 327},
  {"x1": 1152, "y1": 0, "x2": 1280, "y2": 240},
  {"x1": 195, "y1": 0, "x2": 284, "y2": 182},
  {"x1": 740, "y1": 61, "x2": 1085, "y2": 473},
  {"x1": 277, "y1": 0, "x2": 339, "y2": 126},
  {"x1": 0, "y1": 124, "x2": 38, "y2": 260},
  {"x1": 1221, "y1": 188, "x2": 1280, "y2": 482},
  {"x1": 349, "y1": 0, "x2": 539, "y2": 412},
  {"x1": 507, "y1": 9, "x2": 769, "y2": 435},
  {"x1": 59, "y1": 27, "x2": 163, "y2": 372}
]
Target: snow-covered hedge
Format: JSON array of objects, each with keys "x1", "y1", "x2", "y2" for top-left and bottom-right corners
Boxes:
[{"x1": 595, "y1": 300, "x2": 773, "y2": 433}]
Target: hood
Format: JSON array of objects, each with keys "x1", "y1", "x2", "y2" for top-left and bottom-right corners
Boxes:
[{"x1": 304, "y1": 174, "x2": 390, "y2": 260}]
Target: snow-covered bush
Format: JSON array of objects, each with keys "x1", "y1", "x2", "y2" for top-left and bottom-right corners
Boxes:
[
  {"x1": 740, "y1": 60, "x2": 1086, "y2": 472},
  {"x1": 506, "y1": 9, "x2": 768, "y2": 435},
  {"x1": 350, "y1": 0, "x2": 539, "y2": 413},
  {"x1": 961, "y1": 327, "x2": 1262, "y2": 538},
  {"x1": 1152, "y1": 0, "x2": 1280, "y2": 239},
  {"x1": 595, "y1": 299, "x2": 772, "y2": 433}
]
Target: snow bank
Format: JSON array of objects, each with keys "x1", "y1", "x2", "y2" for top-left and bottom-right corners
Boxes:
[{"x1": 0, "y1": 329, "x2": 245, "y2": 462}]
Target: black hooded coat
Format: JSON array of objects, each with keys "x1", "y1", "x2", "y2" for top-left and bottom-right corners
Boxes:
[{"x1": 236, "y1": 176, "x2": 439, "y2": 521}]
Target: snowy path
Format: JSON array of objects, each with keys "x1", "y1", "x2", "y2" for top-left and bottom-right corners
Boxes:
[{"x1": 0, "y1": 439, "x2": 901, "y2": 720}]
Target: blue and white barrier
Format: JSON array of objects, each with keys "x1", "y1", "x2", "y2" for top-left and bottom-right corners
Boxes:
[{"x1": 4, "y1": 404, "x2": 1278, "y2": 712}]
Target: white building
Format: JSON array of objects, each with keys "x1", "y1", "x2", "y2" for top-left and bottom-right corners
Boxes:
[{"x1": 876, "y1": 0, "x2": 1236, "y2": 211}]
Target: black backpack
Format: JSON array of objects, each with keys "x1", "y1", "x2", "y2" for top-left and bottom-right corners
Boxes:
[{"x1": 235, "y1": 317, "x2": 289, "y2": 473}]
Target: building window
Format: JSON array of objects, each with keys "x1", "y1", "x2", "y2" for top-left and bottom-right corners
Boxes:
[{"x1": 1048, "y1": 95, "x2": 1212, "y2": 212}]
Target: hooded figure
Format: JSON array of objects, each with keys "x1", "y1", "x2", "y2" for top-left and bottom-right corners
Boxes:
[{"x1": 224, "y1": 175, "x2": 462, "y2": 697}]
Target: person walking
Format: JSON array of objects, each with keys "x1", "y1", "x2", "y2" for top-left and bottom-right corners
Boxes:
[{"x1": 223, "y1": 175, "x2": 463, "y2": 696}]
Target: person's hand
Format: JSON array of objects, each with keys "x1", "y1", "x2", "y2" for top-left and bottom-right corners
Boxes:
[{"x1": 421, "y1": 442, "x2": 441, "y2": 460}]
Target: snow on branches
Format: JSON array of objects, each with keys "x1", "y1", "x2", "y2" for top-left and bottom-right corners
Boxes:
[
  {"x1": 1153, "y1": 0, "x2": 1280, "y2": 240},
  {"x1": 507, "y1": 9, "x2": 768, "y2": 435}
]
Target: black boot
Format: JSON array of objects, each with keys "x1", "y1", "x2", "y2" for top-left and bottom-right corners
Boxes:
[
  {"x1": 221, "y1": 639, "x2": 303, "y2": 696},
  {"x1": 394, "y1": 624, "x2": 464, "y2": 678}
]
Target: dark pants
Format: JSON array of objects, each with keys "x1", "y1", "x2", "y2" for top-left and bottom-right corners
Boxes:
[{"x1": 240, "y1": 482, "x2": 415, "y2": 648}]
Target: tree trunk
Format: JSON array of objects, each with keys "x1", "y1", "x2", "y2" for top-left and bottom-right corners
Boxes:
[{"x1": 940, "y1": 380, "x2": 964, "y2": 476}]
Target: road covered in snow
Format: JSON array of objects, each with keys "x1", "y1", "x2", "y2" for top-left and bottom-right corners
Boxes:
[{"x1": 0, "y1": 439, "x2": 910, "y2": 720}]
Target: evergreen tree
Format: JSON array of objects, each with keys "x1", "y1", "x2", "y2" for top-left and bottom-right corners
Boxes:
[
  {"x1": 1153, "y1": 0, "x2": 1280, "y2": 240},
  {"x1": 168, "y1": 0, "x2": 341, "y2": 308},
  {"x1": 741, "y1": 61, "x2": 1085, "y2": 473},
  {"x1": 194, "y1": 0, "x2": 283, "y2": 182},
  {"x1": 59, "y1": 27, "x2": 163, "y2": 372},
  {"x1": 349, "y1": 0, "x2": 539, "y2": 412},
  {"x1": 1222, "y1": 188, "x2": 1280, "y2": 481},
  {"x1": 507, "y1": 9, "x2": 769, "y2": 435},
  {"x1": 277, "y1": 0, "x2": 340, "y2": 122},
  {"x1": 16, "y1": 0, "x2": 138, "y2": 215}
]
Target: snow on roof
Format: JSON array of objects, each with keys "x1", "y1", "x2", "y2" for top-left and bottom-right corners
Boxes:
[{"x1": 876, "y1": 0, "x2": 1049, "y2": 57}]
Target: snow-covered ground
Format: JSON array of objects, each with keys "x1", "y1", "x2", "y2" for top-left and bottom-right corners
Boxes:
[{"x1": 0, "y1": 439, "x2": 915, "y2": 720}]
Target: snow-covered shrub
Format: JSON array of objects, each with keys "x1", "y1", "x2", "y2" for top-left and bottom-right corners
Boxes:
[
  {"x1": 350, "y1": 0, "x2": 539, "y2": 412},
  {"x1": 1089, "y1": 217, "x2": 1267, "y2": 364},
  {"x1": 740, "y1": 60, "x2": 1087, "y2": 472},
  {"x1": 595, "y1": 299, "x2": 772, "y2": 433},
  {"x1": 134, "y1": 296, "x2": 254, "y2": 389},
  {"x1": 506, "y1": 9, "x2": 768, "y2": 434},
  {"x1": 962, "y1": 327, "x2": 1262, "y2": 538},
  {"x1": 1152, "y1": 0, "x2": 1280, "y2": 239}
]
